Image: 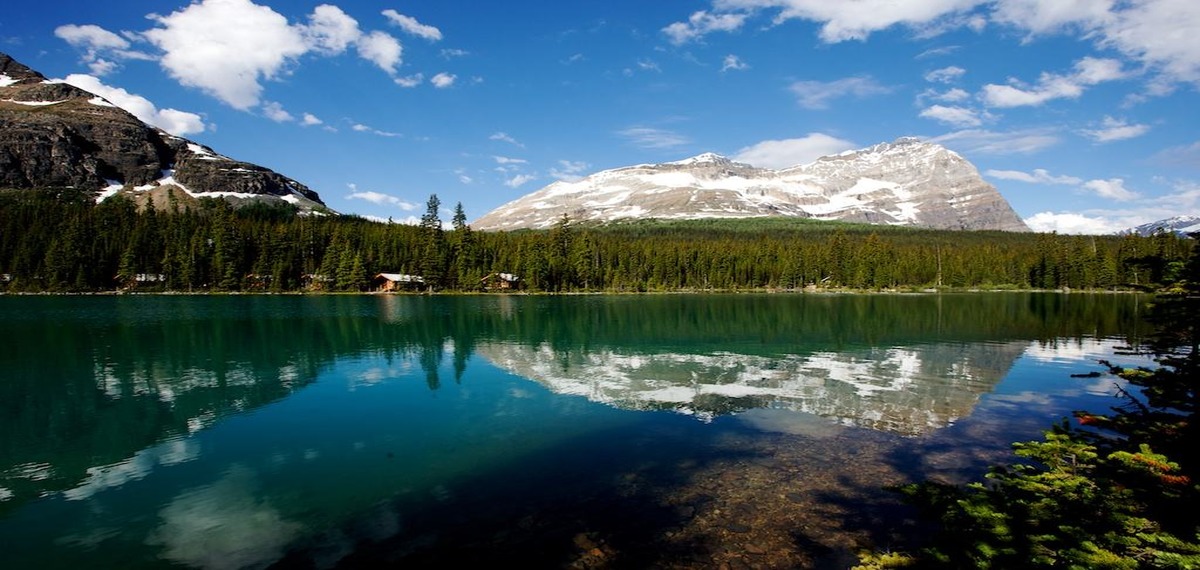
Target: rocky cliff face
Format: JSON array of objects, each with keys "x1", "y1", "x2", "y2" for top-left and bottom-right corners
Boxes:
[
  {"x1": 0, "y1": 52, "x2": 326, "y2": 212},
  {"x1": 474, "y1": 138, "x2": 1030, "y2": 232}
]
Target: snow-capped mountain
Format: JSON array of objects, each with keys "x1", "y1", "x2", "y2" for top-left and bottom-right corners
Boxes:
[
  {"x1": 0, "y1": 52, "x2": 327, "y2": 213},
  {"x1": 1122, "y1": 215, "x2": 1200, "y2": 237},
  {"x1": 476, "y1": 339, "x2": 1026, "y2": 435},
  {"x1": 474, "y1": 137, "x2": 1030, "y2": 232}
]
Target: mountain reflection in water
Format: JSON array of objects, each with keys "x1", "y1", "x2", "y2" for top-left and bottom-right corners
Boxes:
[{"x1": 0, "y1": 293, "x2": 1151, "y2": 569}]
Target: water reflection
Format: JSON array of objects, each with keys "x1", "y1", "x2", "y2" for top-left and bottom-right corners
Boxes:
[
  {"x1": 0, "y1": 293, "x2": 1152, "y2": 568},
  {"x1": 478, "y1": 340, "x2": 1028, "y2": 434}
]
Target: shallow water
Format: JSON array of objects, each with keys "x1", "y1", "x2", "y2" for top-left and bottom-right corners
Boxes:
[{"x1": 0, "y1": 293, "x2": 1153, "y2": 568}]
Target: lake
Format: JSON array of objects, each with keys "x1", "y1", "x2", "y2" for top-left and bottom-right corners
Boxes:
[{"x1": 0, "y1": 293, "x2": 1153, "y2": 569}]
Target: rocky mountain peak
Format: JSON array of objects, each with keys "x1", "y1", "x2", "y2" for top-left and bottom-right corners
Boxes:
[
  {"x1": 0, "y1": 51, "x2": 328, "y2": 214},
  {"x1": 474, "y1": 138, "x2": 1029, "y2": 232}
]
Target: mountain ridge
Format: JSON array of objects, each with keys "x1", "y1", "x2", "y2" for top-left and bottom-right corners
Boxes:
[
  {"x1": 475, "y1": 138, "x2": 1030, "y2": 232},
  {"x1": 0, "y1": 52, "x2": 328, "y2": 213}
]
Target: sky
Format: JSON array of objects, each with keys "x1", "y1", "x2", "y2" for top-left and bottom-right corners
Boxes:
[{"x1": 2, "y1": 0, "x2": 1199, "y2": 234}]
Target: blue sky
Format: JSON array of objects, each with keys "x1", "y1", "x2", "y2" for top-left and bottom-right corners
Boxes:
[{"x1": 3, "y1": 0, "x2": 1198, "y2": 233}]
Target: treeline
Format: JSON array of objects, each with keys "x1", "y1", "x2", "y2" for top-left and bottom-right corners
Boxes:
[{"x1": 0, "y1": 189, "x2": 1193, "y2": 292}]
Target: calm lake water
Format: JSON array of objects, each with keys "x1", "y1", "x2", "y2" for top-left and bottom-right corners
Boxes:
[{"x1": 0, "y1": 293, "x2": 1153, "y2": 569}]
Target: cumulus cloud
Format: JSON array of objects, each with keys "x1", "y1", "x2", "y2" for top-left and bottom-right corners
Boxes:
[
  {"x1": 919, "y1": 104, "x2": 984, "y2": 127},
  {"x1": 356, "y1": 30, "x2": 403, "y2": 74},
  {"x1": 505, "y1": 174, "x2": 537, "y2": 188},
  {"x1": 789, "y1": 76, "x2": 890, "y2": 109},
  {"x1": 382, "y1": 9, "x2": 443, "y2": 41},
  {"x1": 260, "y1": 101, "x2": 292, "y2": 122},
  {"x1": 931, "y1": 128, "x2": 1059, "y2": 155},
  {"x1": 300, "y1": 113, "x2": 323, "y2": 126},
  {"x1": 663, "y1": 10, "x2": 747, "y2": 45},
  {"x1": 54, "y1": 24, "x2": 154, "y2": 75},
  {"x1": 302, "y1": 4, "x2": 360, "y2": 54},
  {"x1": 617, "y1": 127, "x2": 691, "y2": 149},
  {"x1": 394, "y1": 73, "x2": 424, "y2": 88},
  {"x1": 1081, "y1": 116, "x2": 1151, "y2": 143},
  {"x1": 346, "y1": 187, "x2": 417, "y2": 209},
  {"x1": 1024, "y1": 212, "x2": 1129, "y2": 234},
  {"x1": 430, "y1": 72, "x2": 456, "y2": 88},
  {"x1": 733, "y1": 133, "x2": 857, "y2": 169},
  {"x1": 986, "y1": 168, "x2": 1082, "y2": 185},
  {"x1": 54, "y1": 74, "x2": 206, "y2": 136},
  {"x1": 1083, "y1": 178, "x2": 1139, "y2": 201},
  {"x1": 116, "y1": 1, "x2": 416, "y2": 110},
  {"x1": 721, "y1": 54, "x2": 749, "y2": 72},
  {"x1": 981, "y1": 57, "x2": 1127, "y2": 107},
  {"x1": 692, "y1": 0, "x2": 984, "y2": 43},
  {"x1": 924, "y1": 65, "x2": 966, "y2": 83}
]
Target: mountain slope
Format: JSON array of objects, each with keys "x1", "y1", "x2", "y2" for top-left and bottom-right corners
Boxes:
[
  {"x1": 0, "y1": 52, "x2": 327, "y2": 213},
  {"x1": 474, "y1": 138, "x2": 1029, "y2": 232},
  {"x1": 1122, "y1": 215, "x2": 1200, "y2": 237}
]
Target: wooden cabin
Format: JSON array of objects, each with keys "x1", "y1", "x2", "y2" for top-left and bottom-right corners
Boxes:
[
  {"x1": 373, "y1": 273, "x2": 425, "y2": 292},
  {"x1": 480, "y1": 272, "x2": 521, "y2": 290}
]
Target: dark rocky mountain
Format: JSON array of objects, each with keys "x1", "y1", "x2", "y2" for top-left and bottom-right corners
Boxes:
[
  {"x1": 474, "y1": 138, "x2": 1030, "y2": 232},
  {"x1": 0, "y1": 52, "x2": 327, "y2": 212}
]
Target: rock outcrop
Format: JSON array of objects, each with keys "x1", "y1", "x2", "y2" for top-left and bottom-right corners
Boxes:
[
  {"x1": 474, "y1": 138, "x2": 1030, "y2": 232},
  {"x1": 0, "y1": 52, "x2": 326, "y2": 212}
]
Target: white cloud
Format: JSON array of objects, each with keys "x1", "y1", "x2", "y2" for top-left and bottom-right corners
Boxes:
[
  {"x1": 732, "y1": 133, "x2": 857, "y2": 169},
  {"x1": 441, "y1": 48, "x2": 469, "y2": 58},
  {"x1": 637, "y1": 59, "x2": 661, "y2": 72},
  {"x1": 789, "y1": 76, "x2": 890, "y2": 109},
  {"x1": 490, "y1": 132, "x2": 524, "y2": 147},
  {"x1": 493, "y1": 156, "x2": 527, "y2": 165},
  {"x1": 618, "y1": 127, "x2": 691, "y2": 149},
  {"x1": 356, "y1": 30, "x2": 403, "y2": 74},
  {"x1": 1024, "y1": 212, "x2": 1128, "y2": 234},
  {"x1": 721, "y1": 54, "x2": 749, "y2": 72},
  {"x1": 931, "y1": 128, "x2": 1060, "y2": 155},
  {"x1": 706, "y1": 0, "x2": 985, "y2": 43},
  {"x1": 430, "y1": 72, "x2": 456, "y2": 88},
  {"x1": 302, "y1": 4, "x2": 360, "y2": 54},
  {"x1": 981, "y1": 57, "x2": 1127, "y2": 107},
  {"x1": 663, "y1": 10, "x2": 748, "y2": 45},
  {"x1": 350, "y1": 123, "x2": 400, "y2": 137},
  {"x1": 346, "y1": 187, "x2": 417, "y2": 210},
  {"x1": 919, "y1": 104, "x2": 983, "y2": 127},
  {"x1": 986, "y1": 168, "x2": 1082, "y2": 185},
  {"x1": 142, "y1": 0, "x2": 310, "y2": 110},
  {"x1": 924, "y1": 65, "x2": 966, "y2": 83},
  {"x1": 381, "y1": 10, "x2": 443, "y2": 41},
  {"x1": 917, "y1": 45, "x2": 961, "y2": 58},
  {"x1": 1081, "y1": 116, "x2": 1150, "y2": 143},
  {"x1": 549, "y1": 160, "x2": 591, "y2": 182},
  {"x1": 55, "y1": 24, "x2": 131, "y2": 51},
  {"x1": 300, "y1": 113, "x2": 323, "y2": 126},
  {"x1": 394, "y1": 73, "x2": 423, "y2": 88},
  {"x1": 505, "y1": 174, "x2": 536, "y2": 188},
  {"x1": 991, "y1": 0, "x2": 1112, "y2": 37},
  {"x1": 261, "y1": 101, "x2": 292, "y2": 122},
  {"x1": 1083, "y1": 178, "x2": 1139, "y2": 201},
  {"x1": 55, "y1": 74, "x2": 206, "y2": 136},
  {"x1": 135, "y1": 1, "x2": 415, "y2": 109}
]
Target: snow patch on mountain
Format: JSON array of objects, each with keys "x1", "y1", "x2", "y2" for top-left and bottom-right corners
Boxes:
[{"x1": 474, "y1": 138, "x2": 1029, "y2": 232}]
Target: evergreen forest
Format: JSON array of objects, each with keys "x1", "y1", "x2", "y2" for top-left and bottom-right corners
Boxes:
[{"x1": 0, "y1": 189, "x2": 1193, "y2": 293}]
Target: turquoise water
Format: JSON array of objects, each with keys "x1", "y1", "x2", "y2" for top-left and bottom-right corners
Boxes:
[{"x1": 0, "y1": 294, "x2": 1152, "y2": 568}]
